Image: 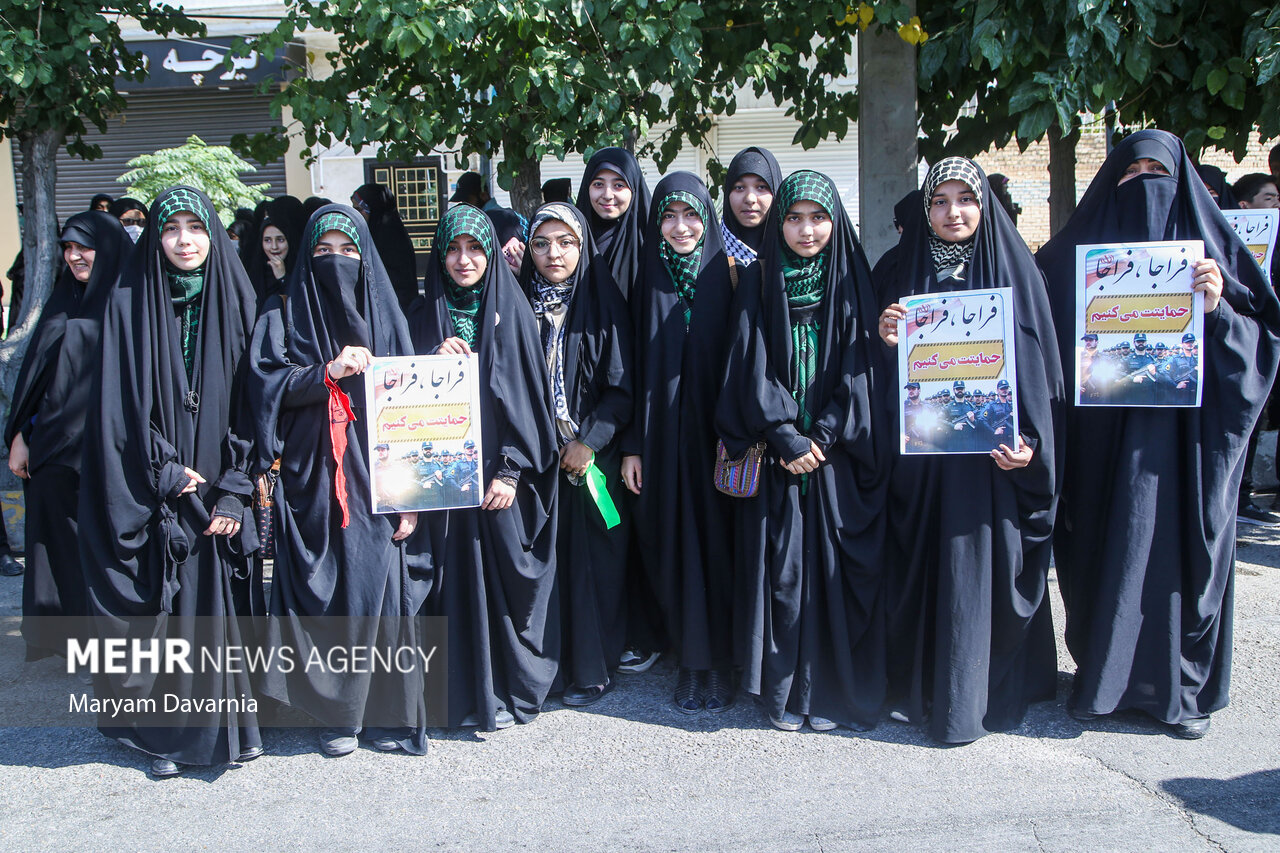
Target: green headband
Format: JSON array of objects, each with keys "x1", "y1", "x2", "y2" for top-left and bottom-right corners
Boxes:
[
  {"x1": 154, "y1": 188, "x2": 211, "y2": 236},
  {"x1": 309, "y1": 211, "x2": 361, "y2": 251},
  {"x1": 777, "y1": 171, "x2": 837, "y2": 220},
  {"x1": 438, "y1": 206, "x2": 494, "y2": 259},
  {"x1": 656, "y1": 190, "x2": 707, "y2": 224}
]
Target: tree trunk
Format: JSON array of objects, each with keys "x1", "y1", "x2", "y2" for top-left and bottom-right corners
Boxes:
[
  {"x1": 504, "y1": 139, "x2": 543, "y2": 221},
  {"x1": 0, "y1": 126, "x2": 62, "y2": 489},
  {"x1": 1048, "y1": 123, "x2": 1080, "y2": 238}
]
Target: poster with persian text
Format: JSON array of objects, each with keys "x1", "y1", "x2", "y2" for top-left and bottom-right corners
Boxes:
[
  {"x1": 1223, "y1": 209, "x2": 1277, "y2": 285},
  {"x1": 895, "y1": 287, "x2": 1019, "y2": 455},
  {"x1": 1074, "y1": 240, "x2": 1204, "y2": 408},
  {"x1": 364, "y1": 354, "x2": 484, "y2": 513}
]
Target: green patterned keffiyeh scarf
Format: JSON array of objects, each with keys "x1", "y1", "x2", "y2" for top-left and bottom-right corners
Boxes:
[
  {"x1": 309, "y1": 211, "x2": 362, "y2": 251},
  {"x1": 166, "y1": 264, "x2": 205, "y2": 380},
  {"x1": 438, "y1": 206, "x2": 494, "y2": 348},
  {"x1": 154, "y1": 188, "x2": 212, "y2": 379},
  {"x1": 656, "y1": 190, "x2": 707, "y2": 325},
  {"x1": 777, "y1": 171, "x2": 835, "y2": 437}
]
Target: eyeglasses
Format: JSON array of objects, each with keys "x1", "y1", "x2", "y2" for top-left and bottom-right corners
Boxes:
[
  {"x1": 120, "y1": 216, "x2": 146, "y2": 226},
  {"x1": 529, "y1": 236, "x2": 581, "y2": 255}
]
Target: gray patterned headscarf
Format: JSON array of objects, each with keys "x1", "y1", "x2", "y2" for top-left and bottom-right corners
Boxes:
[
  {"x1": 923, "y1": 157, "x2": 984, "y2": 278},
  {"x1": 527, "y1": 203, "x2": 587, "y2": 450}
]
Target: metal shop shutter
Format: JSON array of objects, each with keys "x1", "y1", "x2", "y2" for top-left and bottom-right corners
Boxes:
[
  {"x1": 12, "y1": 89, "x2": 288, "y2": 223},
  {"x1": 714, "y1": 108, "x2": 861, "y2": 222}
]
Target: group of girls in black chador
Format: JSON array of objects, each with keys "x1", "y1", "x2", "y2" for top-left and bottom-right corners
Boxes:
[{"x1": 8, "y1": 128, "x2": 1276, "y2": 777}]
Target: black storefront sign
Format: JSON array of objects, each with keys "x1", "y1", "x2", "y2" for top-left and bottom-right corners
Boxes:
[{"x1": 120, "y1": 38, "x2": 301, "y2": 91}]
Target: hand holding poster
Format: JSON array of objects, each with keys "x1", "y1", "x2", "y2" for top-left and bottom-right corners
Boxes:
[
  {"x1": 365, "y1": 354, "x2": 484, "y2": 513},
  {"x1": 1223, "y1": 209, "x2": 1278, "y2": 285},
  {"x1": 1074, "y1": 240, "x2": 1204, "y2": 408},
  {"x1": 896, "y1": 287, "x2": 1019, "y2": 455}
]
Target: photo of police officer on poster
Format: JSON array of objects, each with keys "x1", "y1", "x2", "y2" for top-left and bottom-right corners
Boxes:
[
  {"x1": 1074, "y1": 240, "x2": 1205, "y2": 408},
  {"x1": 896, "y1": 287, "x2": 1019, "y2": 455},
  {"x1": 365, "y1": 354, "x2": 484, "y2": 513}
]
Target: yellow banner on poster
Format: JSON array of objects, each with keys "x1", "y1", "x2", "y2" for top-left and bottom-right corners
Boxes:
[
  {"x1": 1084, "y1": 293, "x2": 1193, "y2": 334},
  {"x1": 375, "y1": 403, "x2": 472, "y2": 443},
  {"x1": 906, "y1": 340, "x2": 1005, "y2": 382}
]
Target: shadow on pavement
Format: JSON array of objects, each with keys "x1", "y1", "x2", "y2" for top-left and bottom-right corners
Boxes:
[{"x1": 1161, "y1": 769, "x2": 1280, "y2": 835}]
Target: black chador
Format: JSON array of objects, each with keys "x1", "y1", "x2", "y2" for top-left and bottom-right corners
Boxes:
[
  {"x1": 248, "y1": 205, "x2": 431, "y2": 753},
  {"x1": 6, "y1": 212, "x2": 129, "y2": 661},
  {"x1": 354, "y1": 183, "x2": 421, "y2": 310},
  {"x1": 716, "y1": 170, "x2": 891, "y2": 730},
  {"x1": 410, "y1": 204, "x2": 559, "y2": 730},
  {"x1": 1038, "y1": 130, "x2": 1280, "y2": 732},
  {"x1": 518, "y1": 202, "x2": 634, "y2": 697},
  {"x1": 626, "y1": 173, "x2": 737, "y2": 704},
  {"x1": 77, "y1": 187, "x2": 262, "y2": 768},
  {"x1": 881, "y1": 159, "x2": 1064, "y2": 744}
]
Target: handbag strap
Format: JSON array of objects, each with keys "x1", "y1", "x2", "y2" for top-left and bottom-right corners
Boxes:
[{"x1": 727, "y1": 255, "x2": 738, "y2": 291}]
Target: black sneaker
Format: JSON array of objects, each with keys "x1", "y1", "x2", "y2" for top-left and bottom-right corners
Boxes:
[
  {"x1": 1237, "y1": 502, "x2": 1280, "y2": 527},
  {"x1": 617, "y1": 648, "x2": 660, "y2": 673}
]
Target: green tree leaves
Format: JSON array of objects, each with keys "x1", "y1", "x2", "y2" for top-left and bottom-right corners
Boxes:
[{"x1": 118, "y1": 136, "x2": 271, "y2": 225}]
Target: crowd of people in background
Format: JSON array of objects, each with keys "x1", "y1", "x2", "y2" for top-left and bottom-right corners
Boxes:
[{"x1": 3, "y1": 132, "x2": 1279, "y2": 778}]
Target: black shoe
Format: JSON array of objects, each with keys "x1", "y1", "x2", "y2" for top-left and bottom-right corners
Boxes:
[
  {"x1": 320, "y1": 729, "x2": 359, "y2": 756},
  {"x1": 0, "y1": 556, "x2": 22, "y2": 577},
  {"x1": 150, "y1": 758, "x2": 183, "y2": 778},
  {"x1": 1067, "y1": 705, "x2": 1103, "y2": 722},
  {"x1": 617, "y1": 649, "x2": 661, "y2": 673},
  {"x1": 674, "y1": 668, "x2": 705, "y2": 714},
  {"x1": 563, "y1": 679, "x2": 613, "y2": 707},
  {"x1": 1237, "y1": 502, "x2": 1280, "y2": 527},
  {"x1": 237, "y1": 745, "x2": 265, "y2": 762},
  {"x1": 1170, "y1": 716, "x2": 1211, "y2": 739},
  {"x1": 704, "y1": 668, "x2": 735, "y2": 713}
]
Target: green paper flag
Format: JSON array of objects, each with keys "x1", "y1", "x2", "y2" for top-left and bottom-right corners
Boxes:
[{"x1": 583, "y1": 462, "x2": 621, "y2": 529}]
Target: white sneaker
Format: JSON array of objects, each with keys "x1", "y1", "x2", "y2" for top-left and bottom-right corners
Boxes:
[
  {"x1": 808, "y1": 715, "x2": 838, "y2": 732},
  {"x1": 770, "y1": 711, "x2": 804, "y2": 731}
]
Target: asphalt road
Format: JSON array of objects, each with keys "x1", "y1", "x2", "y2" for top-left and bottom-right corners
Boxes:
[{"x1": 1, "y1": 525, "x2": 1277, "y2": 852}]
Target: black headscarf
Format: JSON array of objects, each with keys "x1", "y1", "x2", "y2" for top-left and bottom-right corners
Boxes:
[
  {"x1": 1194, "y1": 163, "x2": 1238, "y2": 211},
  {"x1": 248, "y1": 207, "x2": 427, "y2": 741},
  {"x1": 871, "y1": 189, "x2": 926, "y2": 308},
  {"x1": 108, "y1": 197, "x2": 149, "y2": 220},
  {"x1": 714, "y1": 169, "x2": 890, "y2": 727},
  {"x1": 720, "y1": 146, "x2": 784, "y2": 253},
  {"x1": 250, "y1": 204, "x2": 413, "y2": 470},
  {"x1": 354, "y1": 183, "x2": 420, "y2": 310},
  {"x1": 5, "y1": 211, "x2": 130, "y2": 472},
  {"x1": 883, "y1": 157, "x2": 1065, "y2": 743},
  {"x1": 575, "y1": 147, "x2": 651, "y2": 300},
  {"x1": 246, "y1": 195, "x2": 306, "y2": 302},
  {"x1": 487, "y1": 207, "x2": 529, "y2": 247},
  {"x1": 1039, "y1": 129, "x2": 1280, "y2": 367},
  {"x1": 628, "y1": 172, "x2": 738, "y2": 670},
  {"x1": 411, "y1": 204, "x2": 558, "y2": 549},
  {"x1": 1037, "y1": 129, "x2": 1280, "y2": 725},
  {"x1": 89, "y1": 193, "x2": 113, "y2": 212},
  {"x1": 79, "y1": 185, "x2": 259, "y2": 613},
  {"x1": 302, "y1": 196, "x2": 333, "y2": 219}
]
